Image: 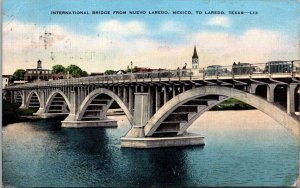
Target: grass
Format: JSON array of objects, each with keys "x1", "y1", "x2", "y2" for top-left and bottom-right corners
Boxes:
[{"x1": 211, "y1": 98, "x2": 255, "y2": 111}]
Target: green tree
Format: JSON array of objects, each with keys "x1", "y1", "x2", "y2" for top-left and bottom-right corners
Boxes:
[
  {"x1": 10, "y1": 69, "x2": 25, "y2": 82},
  {"x1": 81, "y1": 71, "x2": 88, "y2": 77},
  {"x1": 52, "y1": 65, "x2": 66, "y2": 74},
  {"x1": 66, "y1": 64, "x2": 87, "y2": 77},
  {"x1": 104, "y1": 70, "x2": 116, "y2": 75},
  {"x1": 133, "y1": 66, "x2": 138, "y2": 73}
]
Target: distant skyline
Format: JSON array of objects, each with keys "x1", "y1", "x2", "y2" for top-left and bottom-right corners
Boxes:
[{"x1": 3, "y1": 0, "x2": 300, "y2": 74}]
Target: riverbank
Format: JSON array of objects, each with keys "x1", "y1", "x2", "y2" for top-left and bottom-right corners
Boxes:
[
  {"x1": 211, "y1": 98, "x2": 255, "y2": 111},
  {"x1": 2, "y1": 100, "x2": 38, "y2": 126}
]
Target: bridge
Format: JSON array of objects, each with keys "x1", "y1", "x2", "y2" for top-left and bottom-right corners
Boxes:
[{"x1": 4, "y1": 62, "x2": 300, "y2": 148}]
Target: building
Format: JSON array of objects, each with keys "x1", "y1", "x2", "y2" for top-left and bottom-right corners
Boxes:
[
  {"x1": 24, "y1": 60, "x2": 52, "y2": 82},
  {"x1": 192, "y1": 46, "x2": 199, "y2": 69},
  {"x1": 51, "y1": 72, "x2": 69, "y2": 80},
  {"x1": 2, "y1": 75, "x2": 10, "y2": 88}
]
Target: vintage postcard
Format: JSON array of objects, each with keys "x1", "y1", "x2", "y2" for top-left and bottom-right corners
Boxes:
[{"x1": 2, "y1": 0, "x2": 300, "y2": 187}]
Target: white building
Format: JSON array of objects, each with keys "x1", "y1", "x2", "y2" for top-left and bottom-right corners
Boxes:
[{"x1": 2, "y1": 75, "x2": 10, "y2": 88}]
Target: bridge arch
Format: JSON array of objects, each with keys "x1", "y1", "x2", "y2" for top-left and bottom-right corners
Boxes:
[
  {"x1": 44, "y1": 90, "x2": 71, "y2": 113},
  {"x1": 76, "y1": 88, "x2": 133, "y2": 124},
  {"x1": 25, "y1": 91, "x2": 41, "y2": 108},
  {"x1": 14, "y1": 91, "x2": 23, "y2": 105},
  {"x1": 144, "y1": 86, "x2": 299, "y2": 139}
]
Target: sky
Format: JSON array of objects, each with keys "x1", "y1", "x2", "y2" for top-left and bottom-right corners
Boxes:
[{"x1": 3, "y1": 0, "x2": 300, "y2": 74}]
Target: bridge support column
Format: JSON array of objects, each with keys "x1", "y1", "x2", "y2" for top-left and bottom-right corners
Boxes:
[
  {"x1": 163, "y1": 86, "x2": 169, "y2": 104},
  {"x1": 121, "y1": 93, "x2": 204, "y2": 148},
  {"x1": 248, "y1": 84, "x2": 258, "y2": 94},
  {"x1": 123, "y1": 86, "x2": 128, "y2": 106},
  {"x1": 122, "y1": 93, "x2": 149, "y2": 139},
  {"x1": 10, "y1": 91, "x2": 14, "y2": 103},
  {"x1": 155, "y1": 86, "x2": 161, "y2": 112},
  {"x1": 267, "y1": 84, "x2": 277, "y2": 102},
  {"x1": 128, "y1": 86, "x2": 134, "y2": 114},
  {"x1": 149, "y1": 86, "x2": 154, "y2": 116},
  {"x1": 19, "y1": 90, "x2": 27, "y2": 109},
  {"x1": 34, "y1": 91, "x2": 45, "y2": 115},
  {"x1": 287, "y1": 84, "x2": 297, "y2": 115},
  {"x1": 61, "y1": 91, "x2": 78, "y2": 126}
]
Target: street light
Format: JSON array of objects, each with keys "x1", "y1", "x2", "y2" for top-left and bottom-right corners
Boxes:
[{"x1": 130, "y1": 61, "x2": 133, "y2": 74}]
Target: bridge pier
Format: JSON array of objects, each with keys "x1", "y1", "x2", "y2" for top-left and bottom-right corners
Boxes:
[
  {"x1": 287, "y1": 84, "x2": 297, "y2": 115},
  {"x1": 121, "y1": 93, "x2": 204, "y2": 148},
  {"x1": 267, "y1": 84, "x2": 277, "y2": 102},
  {"x1": 248, "y1": 84, "x2": 258, "y2": 94},
  {"x1": 19, "y1": 90, "x2": 27, "y2": 109},
  {"x1": 61, "y1": 90, "x2": 117, "y2": 128},
  {"x1": 34, "y1": 91, "x2": 45, "y2": 115}
]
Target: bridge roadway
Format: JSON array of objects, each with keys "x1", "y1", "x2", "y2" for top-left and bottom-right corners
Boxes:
[{"x1": 4, "y1": 67, "x2": 300, "y2": 148}]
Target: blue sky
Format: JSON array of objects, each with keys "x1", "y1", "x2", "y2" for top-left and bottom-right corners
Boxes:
[{"x1": 3, "y1": 0, "x2": 300, "y2": 74}]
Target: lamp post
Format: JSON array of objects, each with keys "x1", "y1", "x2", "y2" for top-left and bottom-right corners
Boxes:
[{"x1": 130, "y1": 61, "x2": 133, "y2": 74}]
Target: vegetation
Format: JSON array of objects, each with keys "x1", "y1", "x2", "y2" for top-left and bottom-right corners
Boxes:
[
  {"x1": 2, "y1": 100, "x2": 38, "y2": 125},
  {"x1": 9, "y1": 69, "x2": 25, "y2": 82},
  {"x1": 104, "y1": 70, "x2": 116, "y2": 75},
  {"x1": 50, "y1": 64, "x2": 88, "y2": 77},
  {"x1": 66, "y1": 64, "x2": 88, "y2": 77},
  {"x1": 211, "y1": 98, "x2": 255, "y2": 111},
  {"x1": 52, "y1": 64, "x2": 66, "y2": 74}
]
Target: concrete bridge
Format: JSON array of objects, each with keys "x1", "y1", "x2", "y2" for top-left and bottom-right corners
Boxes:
[{"x1": 4, "y1": 64, "x2": 300, "y2": 148}]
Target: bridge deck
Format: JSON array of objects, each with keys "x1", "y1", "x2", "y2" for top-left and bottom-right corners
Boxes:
[{"x1": 5, "y1": 71, "x2": 300, "y2": 89}]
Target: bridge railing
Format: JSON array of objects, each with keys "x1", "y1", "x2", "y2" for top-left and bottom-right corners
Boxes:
[
  {"x1": 5, "y1": 62, "x2": 300, "y2": 89},
  {"x1": 202, "y1": 63, "x2": 262, "y2": 77},
  {"x1": 201, "y1": 62, "x2": 299, "y2": 77}
]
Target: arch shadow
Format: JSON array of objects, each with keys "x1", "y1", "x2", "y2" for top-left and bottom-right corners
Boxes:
[
  {"x1": 75, "y1": 88, "x2": 134, "y2": 124},
  {"x1": 44, "y1": 90, "x2": 71, "y2": 113},
  {"x1": 25, "y1": 91, "x2": 41, "y2": 108},
  {"x1": 144, "y1": 86, "x2": 300, "y2": 139}
]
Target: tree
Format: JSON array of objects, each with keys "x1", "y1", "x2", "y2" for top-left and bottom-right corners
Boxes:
[
  {"x1": 52, "y1": 65, "x2": 66, "y2": 74},
  {"x1": 10, "y1": 69, "x2": 25, "y2": 82},
  {"x1": 104, "y1": 70, "x2": 116, "y2": 75},
  {"x1": 81, "y1": 71, "x2": 88, "y2": 77},
  {"x1": 133, "y1": 66, "x2": 138, "y2": 73},
  {"x1": 66, "y1": 64, "x2": 88, "y2": 77}
]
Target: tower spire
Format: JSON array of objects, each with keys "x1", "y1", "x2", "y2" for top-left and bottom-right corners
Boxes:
[
  {"x1": 192, "y1": 46, "x2": 198, "y2": 59},
  {"x1": 192, "y1": 46, "x2": 199, "y2": 69},
  {"x1": 37, "y1": 59, "x2": 42, "y2": 69}
]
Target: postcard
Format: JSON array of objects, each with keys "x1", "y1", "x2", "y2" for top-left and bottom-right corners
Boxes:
[{"x1": 2, "y1": 0, "x2": 300, "y2": 187}]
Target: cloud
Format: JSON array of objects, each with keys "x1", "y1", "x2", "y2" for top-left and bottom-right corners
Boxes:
[
  {"x1": 207, "y1": 16, "x2": 231, "y2": 27},
  {"x1": 159, "y1": 21, "x2": 186, "y2": 33},
  {"x1": 97, "y1": 20, "x2": 148, "y2": 36},
  {"x1": 3, "y1": 20, "x2": 298, "y2": 75},
  {"x1": 188, "y1": 28, "x2": 298, "y2": 65},
  {"x1": 3, "y1": 20, "x2": 161, "y2": 74}
]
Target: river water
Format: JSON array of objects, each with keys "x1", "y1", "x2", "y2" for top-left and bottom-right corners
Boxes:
[{"x1": 2, "y1": 110, "x2": 299, "y2": 187}]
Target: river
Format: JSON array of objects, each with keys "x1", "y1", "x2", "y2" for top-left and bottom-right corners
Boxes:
[{"x1": 2, "y1": 110, "x2": 299, "y2": 187}]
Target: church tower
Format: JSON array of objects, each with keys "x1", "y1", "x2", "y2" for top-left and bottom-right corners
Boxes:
[
  {"x1": 37, "y1": 59, "x2": 42, "y2": 69},
  {"x1": 192, "y1": 46, "x2": 199, "y2": 69}
]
